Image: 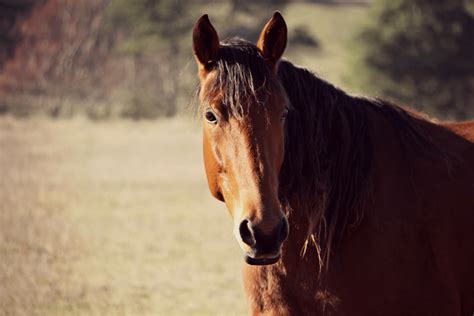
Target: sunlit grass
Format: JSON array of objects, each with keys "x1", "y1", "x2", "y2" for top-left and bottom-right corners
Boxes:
[{"x1": 0, "y1": 117, "x2": 246, "y2": 315}]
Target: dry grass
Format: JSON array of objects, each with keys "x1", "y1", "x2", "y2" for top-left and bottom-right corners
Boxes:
[{"x1": 0, "y1": 117, "x2": 246, "y2": 315}]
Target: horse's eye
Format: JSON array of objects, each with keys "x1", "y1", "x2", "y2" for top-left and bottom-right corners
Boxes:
[{"x1": 205, "y1": 110, "x2": 218, "y2": 124}]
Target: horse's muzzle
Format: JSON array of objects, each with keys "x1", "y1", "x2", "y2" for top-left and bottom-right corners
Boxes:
[{"x1": 238, "y1": 215, "x2": 289, "y2": 265}]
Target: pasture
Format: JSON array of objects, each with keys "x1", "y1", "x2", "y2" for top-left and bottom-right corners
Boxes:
[{"x1": 0, "y1": 117, "x2": 245, "y2": 315}]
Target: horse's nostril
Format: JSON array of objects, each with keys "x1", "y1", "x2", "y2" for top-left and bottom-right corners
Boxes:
[
  {"x1": 239, "y1": 219, "x2": 256, "y2": 247},
  {"x1": 279, "y1": 217, "x2": 289, "y2": 243}
]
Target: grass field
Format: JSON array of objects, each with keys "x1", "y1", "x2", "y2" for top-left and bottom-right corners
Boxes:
[{"x1": 0, "y1": 117, "x2": 246, "y2": 315}]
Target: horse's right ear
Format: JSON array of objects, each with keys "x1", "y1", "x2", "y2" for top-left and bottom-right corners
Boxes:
[{"x1": 192, "y1": 14, "x2": 220, "y2": 72}]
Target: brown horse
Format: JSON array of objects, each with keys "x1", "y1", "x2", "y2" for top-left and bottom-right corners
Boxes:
[{"x1": 192, "y1": 12, "x2": 474, "y2": 315}]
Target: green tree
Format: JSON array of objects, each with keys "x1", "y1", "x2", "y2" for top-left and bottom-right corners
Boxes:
[
  {"x1": 351, "y1": 0, "x2": 474, "y2": 119},
  {"x1": 104, "y1": 0, "x2": 195, "y2": 119}
]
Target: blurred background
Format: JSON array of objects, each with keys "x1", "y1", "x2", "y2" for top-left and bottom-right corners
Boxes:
[{"x1": 0, "y1": 0, "x2": 472, "y2": 315}]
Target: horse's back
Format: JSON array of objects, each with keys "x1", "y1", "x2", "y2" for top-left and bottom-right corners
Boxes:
[{"x1": 444, "y1": 119, "x2": 474, "y2": 142}]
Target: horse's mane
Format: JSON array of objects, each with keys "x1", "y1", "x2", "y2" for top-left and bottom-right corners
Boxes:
[
  {"x1": 200, "y1": 37, "x2": 445, "y2": 269},
  {"x1": 277, "y1": 60, "x2": 374, "y2": 267},
  {"x1": 277, "y1": 60, "x2": 452, "y2": 268}
]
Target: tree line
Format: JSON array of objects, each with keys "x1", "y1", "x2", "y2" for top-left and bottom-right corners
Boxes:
[{"x1": 0, "y1": 0, "x2": 472, "y2": 120}]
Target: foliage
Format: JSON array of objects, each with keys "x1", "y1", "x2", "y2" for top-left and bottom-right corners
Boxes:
[
  {"x1": 0, "y1": 0, "x2": 110, "y2": 119},
  {"x1": 0, "y1": 0, "x2": 108, "y2": 94},
  {"x1": 105, "y1": 0, "x2": 192, "y2": 56},
  {"x1": 103, "y1": 0, "x2": 197, "y2": 119},
  {"x1": 351, "y1": 0, "x2": 474, "y2": 119},
  {"x1": 0, "y1": 1, "x2": 372, "y2": 120},
  {"x1": 289, "y1": 26, "x2": 320, "y2": 48}
]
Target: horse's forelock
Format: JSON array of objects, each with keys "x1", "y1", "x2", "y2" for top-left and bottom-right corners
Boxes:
[{"x1": 200, "y1": 38, "x2": 285, "y2": 119}]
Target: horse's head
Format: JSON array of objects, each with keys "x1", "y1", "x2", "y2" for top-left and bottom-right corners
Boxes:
[{"x1": 193, "y1": 12, "x2": 290, "y2": 265}]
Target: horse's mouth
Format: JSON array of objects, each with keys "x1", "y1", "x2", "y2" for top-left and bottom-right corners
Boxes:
[{"x1": 244, "y1": 254, "x2": 281, "y2": 265}]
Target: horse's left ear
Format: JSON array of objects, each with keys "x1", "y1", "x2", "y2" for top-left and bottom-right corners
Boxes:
[{"x1": 256, "y1": 11, "x2": 287, "y2": 71}]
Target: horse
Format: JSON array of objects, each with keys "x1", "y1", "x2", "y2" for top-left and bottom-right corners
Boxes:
[{"x1": 192, "y1": 12, "x2": 474, "y2": 315}]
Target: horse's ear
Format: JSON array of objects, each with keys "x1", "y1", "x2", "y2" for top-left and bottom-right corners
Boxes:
[
  {"x1": 192, "y1": 14, "x2": 220, "y2": 71},
  {"x1": 256, "y1": 11, "x2": 287, "y2": 71}
]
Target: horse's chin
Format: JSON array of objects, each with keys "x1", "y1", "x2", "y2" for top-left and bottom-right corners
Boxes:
[{"x1": 244, "y1": 254, "x2": 281, "y2": 266}]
